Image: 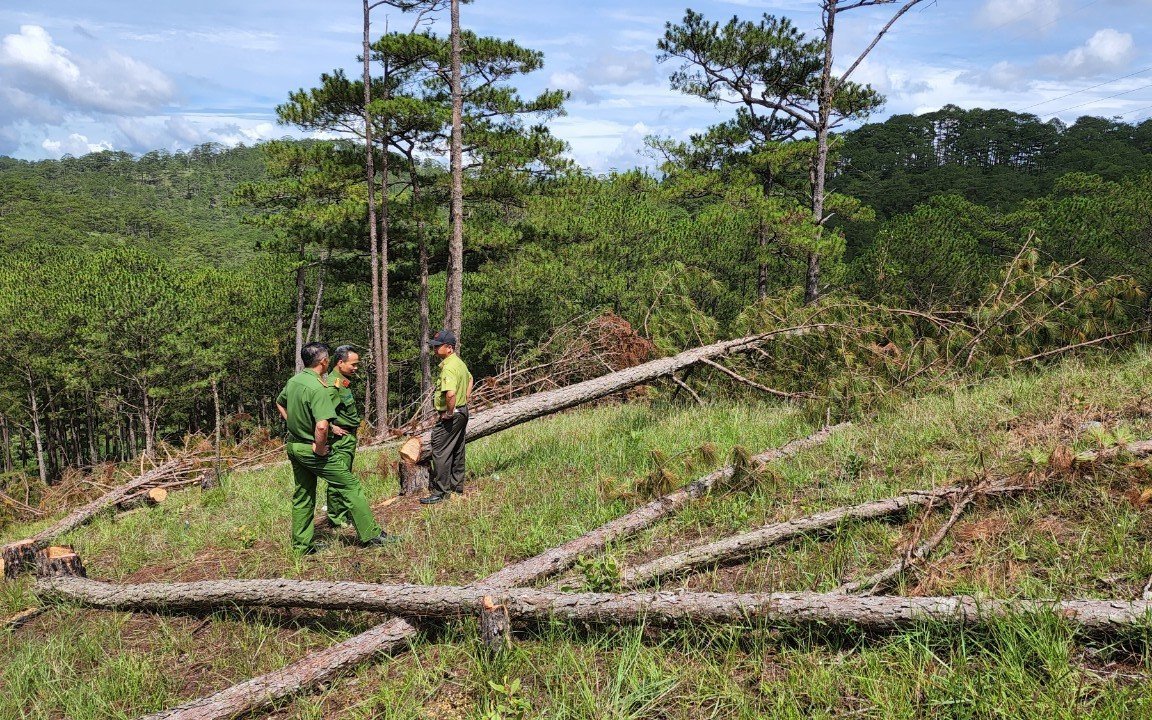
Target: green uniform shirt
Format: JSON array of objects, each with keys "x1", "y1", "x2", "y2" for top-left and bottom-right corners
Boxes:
[
  {"x1": 328, "y1": 369, "x2": 361, "y2": 430},
  {"x1": 276, "y1": 368, "x2": 337, "y2": 444},
  {"x1": 434, "y1": 352, "x2": 472, "y2": 412}
]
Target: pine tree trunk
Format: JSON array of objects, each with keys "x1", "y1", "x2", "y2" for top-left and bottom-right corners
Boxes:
[
  {"x1": 294, "y1": 263, "x2": 307, "y2": 373},
  {"x1": 27, "y1": 372, "x2": 47, "y2": 486},
  {"x1": 444, "y1": 0, "x2": 465, "y2": 344},
  {"x1": 42, "y1": 576, "x2": 1152, "y2": 635}
]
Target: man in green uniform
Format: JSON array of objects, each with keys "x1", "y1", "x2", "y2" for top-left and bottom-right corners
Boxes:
[
  {"x1": 324, "y1": 345, "x2": 362, "y2": 529},
  {"x1": 420, "y1": 330, "x2": 473, "y2": 505},
  {"x1": 276, "y1": 342, "x2": 392, "y2": 554}
]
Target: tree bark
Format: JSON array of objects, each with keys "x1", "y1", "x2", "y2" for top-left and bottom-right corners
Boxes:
[
  {"x1": 130, "y1": 426, "x2": 842, "y2": 720},
  {"x1": 27, "y1": 371, "x2": 47, "y2": 486},
  {"x1": 363, "y1": 0, "x2": 388, "y2": 434},
  {"x1": 444, "y1": 0, "x2": 465, "y2": 343},
  {"x1": 294, "y1": 263, "x2": 307, "y2": 374},
  {"x1": 398, "y1": 460, "x2": 430, "y2": 496},
  {"x1": 478, "y1": 595, "x2": 510, "y2": 653},
  {"x1": 399, "y1": 324, "x2": 831, "y2": 464},
  {"x1": 619, "y1": 483, "x2": 993, "y2": 589},
  {"x1": 40, "y1": 576, "x2": 1152, "y2": 636}
]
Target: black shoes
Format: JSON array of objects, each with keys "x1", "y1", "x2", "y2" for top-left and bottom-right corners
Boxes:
[
  {"x1": 361, "y1": 533, "x2": 399, "y2": 547},
  {"x1": 299, "y1": 541, "x2": 329, "y2": 556},
  {"x1": 419, "y1": 493, "x2": 447, "y2": 505}
]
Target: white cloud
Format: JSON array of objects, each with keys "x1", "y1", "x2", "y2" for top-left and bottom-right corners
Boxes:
[
  {"x1": 42, "y1": 132, "x2": 113, "y2": 157},
  {"x1": 976, "y1": 0, "x2": 1060, "y2": 30},
  {"x1": 585, "y1": 49, "x2": 656, "y2": 85},
  {"x1": 0, "y1": 25, "x2": 175, "y2": 115},
  {"x1": 958, "y1": 28, "x2": 1135, "y2": 90}
]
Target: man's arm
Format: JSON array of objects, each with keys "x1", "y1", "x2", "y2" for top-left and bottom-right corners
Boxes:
[
  {"x1": 442, "y1": 390, "x2": 456, "y2": 420},
  {"x1": 313, "y1": 419, "x2": 330, "y2": 456},
  {"x1": 276, "y1": 404, "x2": 288, "y2": 421}
]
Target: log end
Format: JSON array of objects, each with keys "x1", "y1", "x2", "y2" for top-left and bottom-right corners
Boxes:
[{"x1": 399, "y1": 437, "x2": 423, "y2": 464}]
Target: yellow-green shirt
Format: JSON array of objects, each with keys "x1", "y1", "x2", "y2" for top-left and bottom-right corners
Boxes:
[
  {"x1": 276, "y1": 368, "x2": 337, "y2": 444},
  {"x1": 434, "y1": 352, "x2": 472, "y2": 412}
]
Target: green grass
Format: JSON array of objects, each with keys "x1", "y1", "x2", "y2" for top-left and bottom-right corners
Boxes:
[{"x1": 5, "y1": 350, "x2": 1152, "y2": 717}]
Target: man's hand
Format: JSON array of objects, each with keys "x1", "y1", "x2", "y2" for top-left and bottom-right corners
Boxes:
[
  {"x1": 331, "y1": 426, "x2": 349, "y2": 437},
  {"x1": 440, "y1": 410, "x2": 454, "y2": 421},
  {"x1": 312, "y1": 442, "x2": 329, "y2": 457}
]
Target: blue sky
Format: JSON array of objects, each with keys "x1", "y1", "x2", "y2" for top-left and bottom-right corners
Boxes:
[{"x1": 1, "y1": 0, "x2": 1150, "y2": 171}]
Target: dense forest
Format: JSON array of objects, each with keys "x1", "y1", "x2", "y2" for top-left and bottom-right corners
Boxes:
[{"x1": 1, "y1": 15, "x2": 1151, "y2": 487}]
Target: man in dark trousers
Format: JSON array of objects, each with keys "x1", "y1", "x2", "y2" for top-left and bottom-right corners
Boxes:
[
  {"x1": 420, "y1": 330, "x2": 473, "y2": 505},
  {"x1": 276, "y1": 342, "x2": 393, "y2": 554}
]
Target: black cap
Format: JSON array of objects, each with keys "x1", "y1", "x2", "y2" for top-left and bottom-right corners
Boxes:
[{"x1": 429, "y1": 329, "x2": 456, "y2": 348}]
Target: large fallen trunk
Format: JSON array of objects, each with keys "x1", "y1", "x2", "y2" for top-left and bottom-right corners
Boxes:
[
  {"x1": 131, "y1": 425, "x2": 842, "y2": 720},
  {"x1": 2, "y1": 459, "x2": 195, "y2": 577},
  {"x1": 619, "y1": 481, "x2": 1016, "y2": 589},
  {"x1": 399, "y1": 324, "x2": 828, "y2": 463},
  {"x1": 39, "y1": 576, "x2": 1152, "y2": 635}
]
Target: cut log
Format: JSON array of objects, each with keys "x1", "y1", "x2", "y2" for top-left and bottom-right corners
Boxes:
[
  {"x1": 478, "y1": 595, "x2": 510, "y2": 653},
  {"x1": 1, "y1": 606, "x2": 47, "y2": 631},
  {"x1": 38, "y1": 576, "x2": 1152, "y2": 635},
  {"x1": 618, "y1": 481, "x2": 1013, "y2": 589},
  {"x1": 399, "y1": 324, "x2": 829, "y2": 463},
  {"x1": 132, "y1": 425, "x2": 843, "y2": 720},
  {"x1": 2, "y1": 459, "x2": 193, "y2": 574},
  {"x1": 200, "y1": 470, "x2": 221, "y2": 492},
  {"x1": 1075, "y1": 439, "x2": 1152, "y2": 464},
  {"x1": 117, "y1": 487, "x2": 169, "y2": 511},
  {"x1": 398, "y1": 460, "x2": 430, "y2": 496},
  {"x1": 2, "y1": 540, "x2": 37, "y2": 580},
  {"x1": 34, "y1": 546, "x2": 86, "y2": 578}
]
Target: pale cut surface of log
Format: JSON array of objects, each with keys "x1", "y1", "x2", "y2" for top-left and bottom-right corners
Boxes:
[
  {"x1": 399, "y1": 325, "x2": 829, "y2": 463},
  {"x1": 118, "y1": 487, "x2": 169, "y2": 511},
  {"x1": 129, "y1": 425, "x2": 842, "y2": 720},
  {"x1": 39, "y1": 576, "x2": 1152, "y2": 635}
]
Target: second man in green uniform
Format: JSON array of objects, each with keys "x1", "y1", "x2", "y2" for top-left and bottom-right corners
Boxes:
[{"x1": 324, "y1": 345, "x2": 362, "y2": 529}]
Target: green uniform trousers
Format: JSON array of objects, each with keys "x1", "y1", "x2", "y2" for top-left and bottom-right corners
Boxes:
[
  {"x1": 325, "y1": 432, "x2": 358, "y2": 528},
  {"x1": 287, "y1": 441, "x2": 381, "y2": 554}
]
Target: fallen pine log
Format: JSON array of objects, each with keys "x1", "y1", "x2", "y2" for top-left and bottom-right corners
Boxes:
[
  {"x1": 2, "y1": 459, "x2": 195, "y2": 578},
  {"x1": 130, "y1": 425, "x2": 843, "y2": 720},
  {"x1": 399, "y1": 324, "x2": 830, "y2": 464},
  {"x1": 38, "y1": 576, "x2": 1152, "y2": 635},
  {"x1": 617, "y1": 480, "x2": 1021, "y2": 589},
  {"x1": 117, "y1": 487, "x2": 169, "y2": 511}
]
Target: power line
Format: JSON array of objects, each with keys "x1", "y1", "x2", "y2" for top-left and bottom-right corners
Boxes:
[
  {"x1": 1018, "y1": 66, "x2": 1152, "y2": 112},
  {"x1": 1042, "y1": 81, "x2": 1152, "y2": 117}
]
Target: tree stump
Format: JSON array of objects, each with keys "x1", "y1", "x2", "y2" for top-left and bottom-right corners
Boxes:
[
  {"x1": 117, "y1": 487, "x2": 169, "y2": 511},
  {"x1": 34, "y1": 546, "x2": 86, "y2": 578},
  {"x1": 398, "y1": 460, "x2": 430, "y2": 496},
  {"x1": 478, "y1": 595, "x2": 510, "y2": 654},
  {"x1": 2, "y1": 541, "x2": 37, "y2": 580},
  {"x1": 200, "y1": 470, "x2": 221, "y2": 491}
]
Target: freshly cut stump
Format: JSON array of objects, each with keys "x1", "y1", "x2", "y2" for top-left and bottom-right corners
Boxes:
[
  {"x1": 34, "y1": 547, "x2": 86, "y2": 578},
  {"x1": 2, "y1": 541, "x2": 37, "y2": 580},
  {"x1": 479, "y1": 595, "x2": 510, "y2": 653},
  {"x1": 398, "y1": 460, "x2": 430, "y2": 496}
]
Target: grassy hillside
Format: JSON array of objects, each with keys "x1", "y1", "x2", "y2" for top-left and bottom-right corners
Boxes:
[{"x1": 5, "y1": 351, "x2": 1152, "y2": 718}]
